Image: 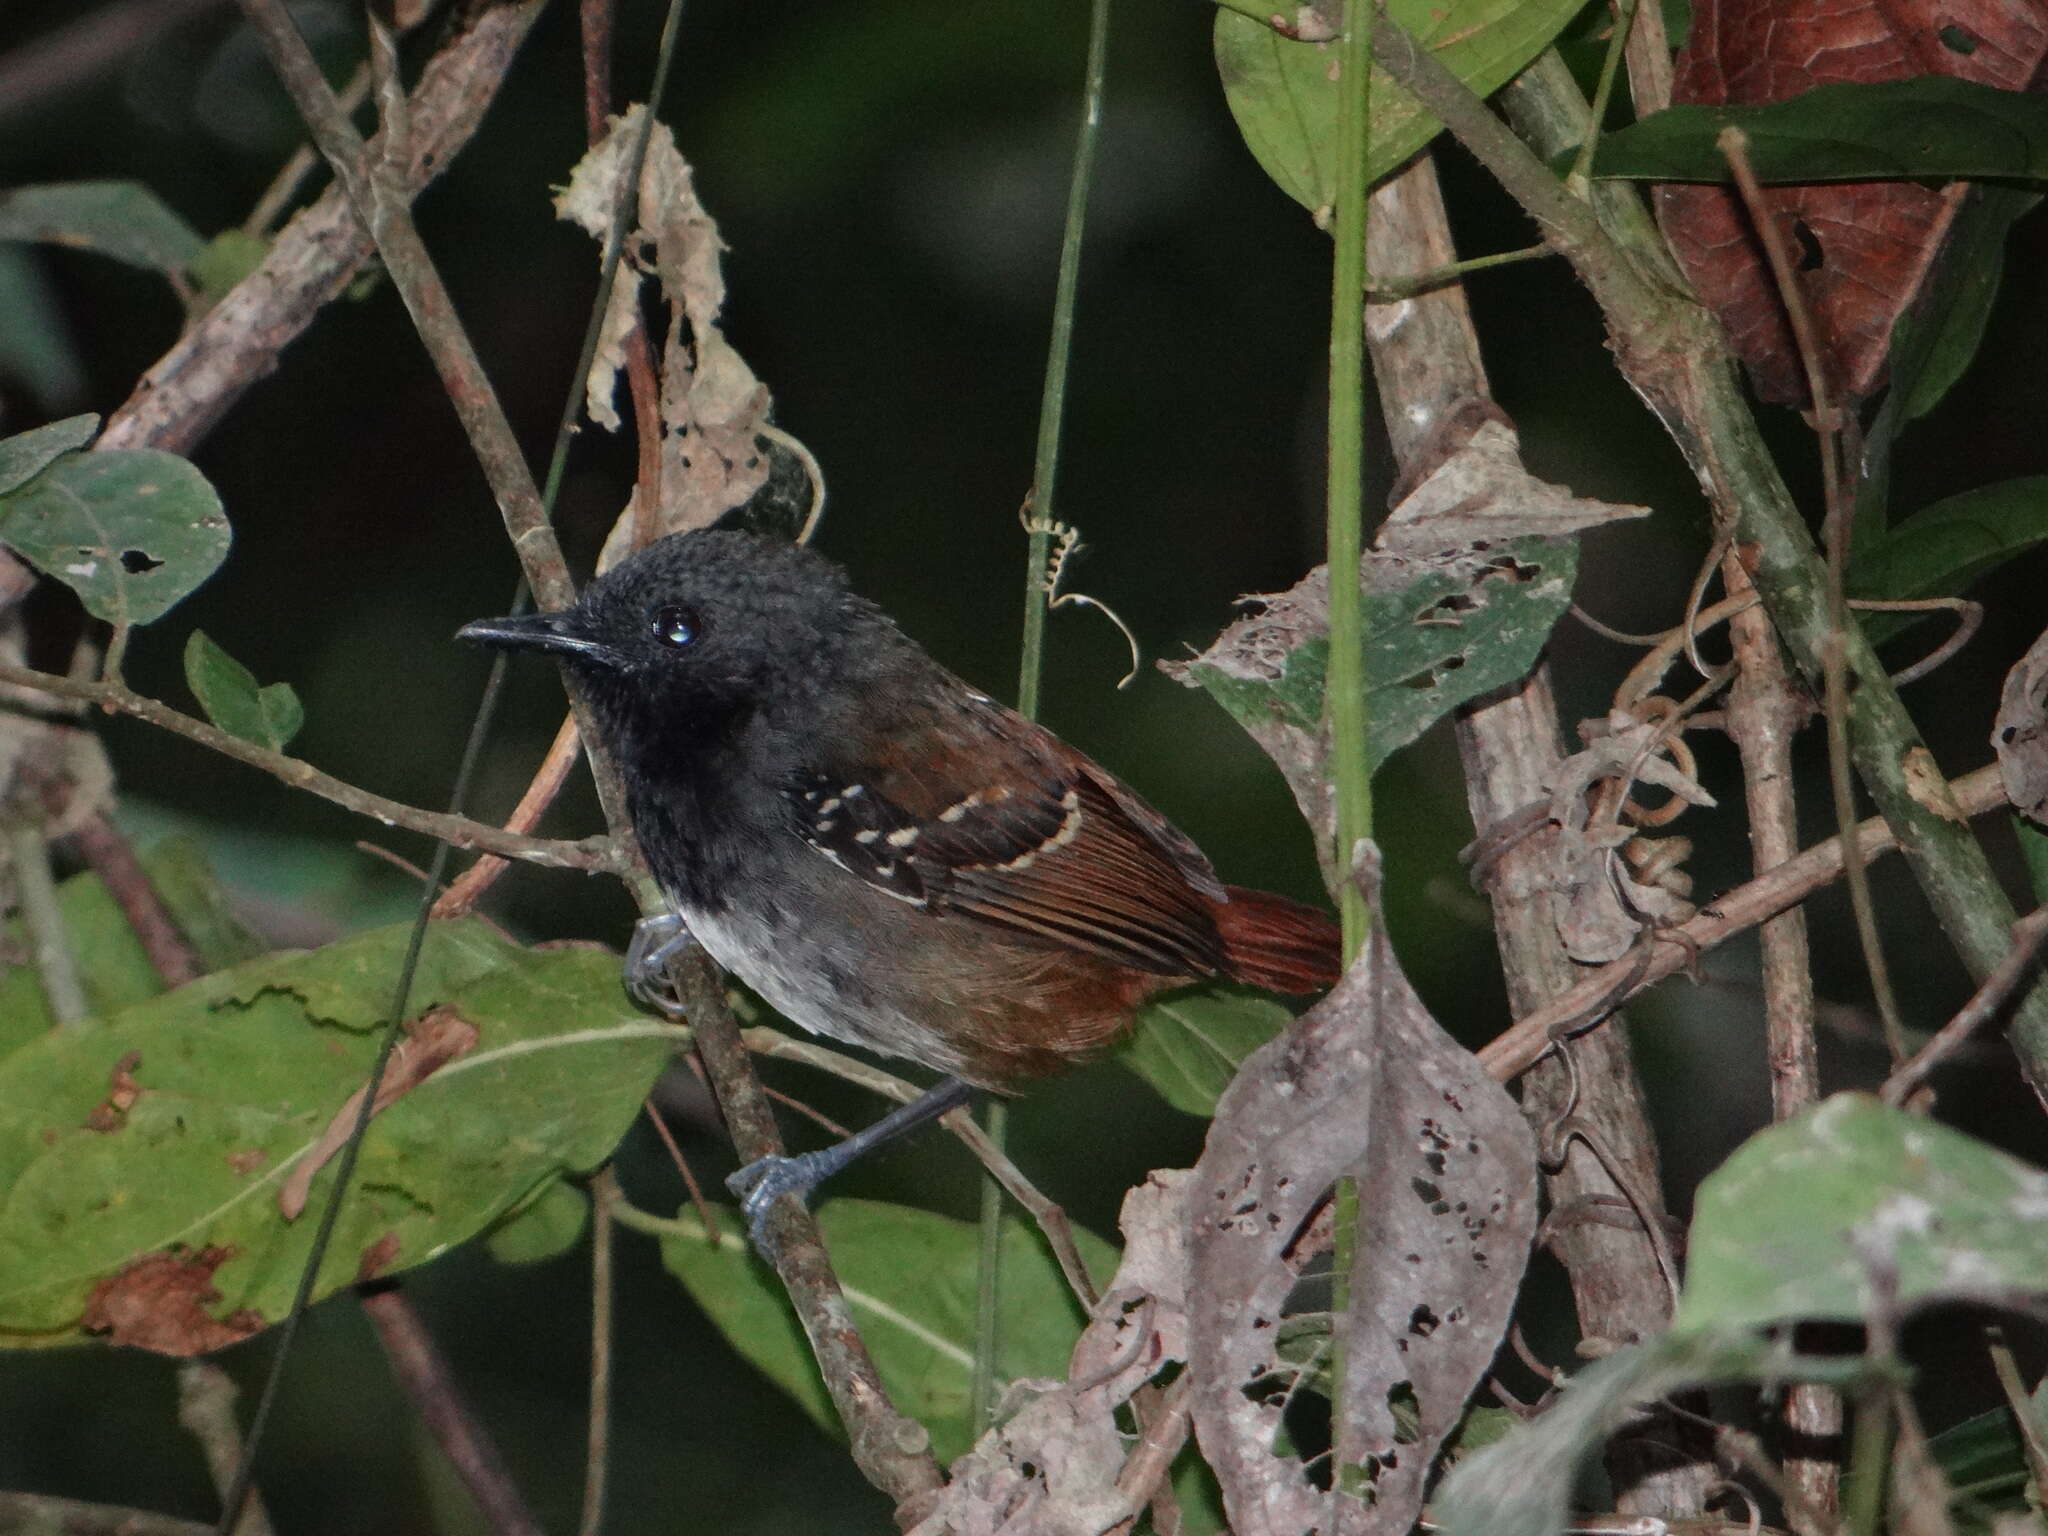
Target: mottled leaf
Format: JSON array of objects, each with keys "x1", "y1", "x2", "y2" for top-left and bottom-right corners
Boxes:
[
  {"x1": 0, "y1": 415, "x2": 97, "y2": 496},
  {"x1": 1119, "y1": 985, "x2": 1293, "y2": 1118},
  {"x1": 1675, "y1": 1094, "x2": 2048, "y2": 1333},
  {"x1": 183, "y1": 629, "x2": 304, "y2": 752},
  {"x1": 0, "y1": 181, "x2": 205, "y2": 276},
  {"x1": 1168, "y1": 538, "x2": 1577, "y2": 850},
  {"x1": 662, "y1": 1199, "x2": 1117, "y2": 1464},
  {"x1": 0, "y1": 449, "x2": 230, "y2": 626},
  {"x1": 1216, "y1": 0, "x2": 1585, "y2": 213},
  {"x1": 1434, "y1": 1334, "x2": 1868, "y2": 1536},
  {"x1": 0, "y1": 921, "x2": 677, "y2": 1349}
]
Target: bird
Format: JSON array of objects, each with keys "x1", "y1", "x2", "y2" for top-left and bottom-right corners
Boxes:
[{"x1": 459, "y1": 528, "x2": 1340, "y2": 1245}]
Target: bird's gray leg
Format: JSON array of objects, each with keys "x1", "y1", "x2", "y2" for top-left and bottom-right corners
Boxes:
[
  {"x1": 728, "y1": 1077, "x2": 977, "y2": 1253},
  {"x1": 624, "y1": 910, "x2": 701, "y2": 1016}
]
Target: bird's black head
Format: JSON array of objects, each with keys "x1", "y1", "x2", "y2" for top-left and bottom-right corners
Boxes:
[{"x1": 458, "y1": 529, "x2": 902, "y2": 763}]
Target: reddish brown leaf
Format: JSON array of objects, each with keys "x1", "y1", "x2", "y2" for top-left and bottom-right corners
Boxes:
[
  {"x1": 81, "y1": 1247, "x2": 264, "y2": 1356},
  {"x1": 1657, "y1": 0, "x2": 2048, "y2": 405}
]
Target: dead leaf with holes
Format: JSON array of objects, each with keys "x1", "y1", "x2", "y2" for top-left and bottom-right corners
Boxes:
[
  {"x1": 1996, "y1": 623, "x2": 2048, "y2": 826},
  {"x1": 1549, "y1": 714, "x2": 1712, "y2": 963},
  {"x1": 1378, "y1": 416, "x2": 1650, "y2": 553},
  {"x1": 1185, "y1": 848, "x2": 1537, "y2": 1536},
  {"x1": 1655, "y1": 0, "x2": 2048, "y2": 406},
  {"x1": 906, "y1": 1172, "x2": 1194, "y2": 1536}
]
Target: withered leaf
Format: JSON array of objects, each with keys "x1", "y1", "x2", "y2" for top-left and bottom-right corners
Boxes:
[
  {"x1": 1996, "y1": 623, "x2": 2048, "y2": 826},
  {"x1": 81, "y1": 1246, "x2": 263, "y2": 1356},
  {"x1": 1186, "y1": 849, "x2": 1536, "y2": 1535}
]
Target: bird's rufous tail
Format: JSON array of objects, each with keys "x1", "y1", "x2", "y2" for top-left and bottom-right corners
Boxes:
[{"x1": 1213, "y1": 885, "x2": 1343, "y2": 993}]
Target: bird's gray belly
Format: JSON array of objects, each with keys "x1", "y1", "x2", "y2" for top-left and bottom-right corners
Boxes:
[{"x1": 678, "y1": 899, "x2": 972, "y2": 1078}]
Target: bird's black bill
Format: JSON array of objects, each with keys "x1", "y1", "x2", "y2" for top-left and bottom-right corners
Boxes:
[{"x1": 456, "y1": 612, "x2": 616, "y2": 665}]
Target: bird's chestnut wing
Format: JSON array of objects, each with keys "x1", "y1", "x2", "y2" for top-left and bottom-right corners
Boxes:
[{"x1": 785, "y1": 693, "x2": 1228, "y2": 977}]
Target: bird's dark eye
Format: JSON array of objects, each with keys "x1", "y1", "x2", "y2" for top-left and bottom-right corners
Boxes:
[{"x1": 650, "y1": 603, "x2": 701, "y2": 649}]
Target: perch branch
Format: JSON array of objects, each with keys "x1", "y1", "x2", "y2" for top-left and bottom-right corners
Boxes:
[{"x1": 0, "y1": 661, "x2": 618, "y2": 872}]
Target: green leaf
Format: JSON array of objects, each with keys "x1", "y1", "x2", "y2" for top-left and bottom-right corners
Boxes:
[
  {"x1": 0, "y1": 415, "x2": 98, "y2": 496},
  {"x1": 1854, "y1": 186, "x2": 2040, "y2": 556},
  {"x1": 662, "y1": 1198, "x2": 1118, "y2": 1463},
  {"x1": 1119, "y1": 984, "x2": 1293, "y2": 1117},
  {"x1": 1215, "y1": 0, "x2": 1584, "y2": 213},
  {"x1": 188, "y1": 230, "x2": 269, "y2": 308},
  {"x1": 1180, "y1": 537, "x2": 1578, "y2": 785},
  {"x1": 0, "y1": 835, "x2": 261, "y2": 1057},
  {"x1": 183, "y1": 630, "x2": 304, "y2": 751},
  {"x1": 0, "y1": 920, "x2": 677, "y2": 1347},
  {"x1": 2017, "y1": 819, "x2": 2048, "y2": 906},
  {"x1": 0, "y1": 448, "x2": 231, "y2": 626},
  {"x1": 485, "y1": 1178, "x2": 590, "y2": 1266},
  {"x1": 0, "y1": 181, "x2": 205, "y2": 276},
  {"x1": 1675, "y1": 1094, "x2": 2048, "y2": 1334},
  {"x1": 1590, "y1": 77, "x2": 2048, "y2": 183},
  {"x1": 0, "y1": 248, "x2": 89, "y2": 410},
  {"x1": 1849, "y1": 477, "x2": 2048, "y2": 644}
]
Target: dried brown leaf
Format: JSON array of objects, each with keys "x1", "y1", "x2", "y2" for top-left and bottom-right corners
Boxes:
[
  {"x1": 1186, "y1": 849, "x2": 1536, "y2": 1535},
  {"x1": 1996, "y1": 623, "x2": 2048, "y2": 826},
  {"x1": 81, "y1": 1246, "x2": 264, "y2": 1356}
]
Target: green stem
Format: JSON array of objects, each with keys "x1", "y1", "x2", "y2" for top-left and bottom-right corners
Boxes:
[
  {"x1": 1325, "y1": 1, "x2": 1374, "y2": 959},
  {"x1": 975, "y1": 0, "x2": 1114, "y2": 1439},
  {"x1": 1323, "y1": 0, "x2": 1373, "y2": 1503}
]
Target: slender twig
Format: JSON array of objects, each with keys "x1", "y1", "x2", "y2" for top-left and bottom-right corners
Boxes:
[
  {"x1": 1364, "y1": 240, "x2": 1556, "y2": 299},
  {"x1": 0, "y1": 0, "x2": 228, "y2": 126},
  {"x1": 579, "y1": 1166, "x2": 618, "y2": 1536},
  {"x1": 0, "y1": 661, "x2": 617, "y2": 872},
  {"x1": 1478, "y1": 764, "x2": 2012, "y2": 1082},
  {"x1": 101, "y1": 1, "x2": 546, "y2": 457},
  {"x1": 359, "y1": 1285, "x2": 544, "y2": 1536},
  {"x1": 1882, "y1": 908, "x2": 2048, "y2": 1106},
  {"x1": 1986, "y1": 1328, "x2": 2048, "y2": 1510},
  {"x1": 65, "y1": 810, "x2": 207, "y2": 986},
  {"x1": 976, "y1": 0, "x2": 1113, "y2": 1438},
  {"x1": 641, "y1": 1097, "x2": 722, "y2": 1243},
  {"x1": 1567, "y1": 0, "x2": 1640, "y2": 190},
  {"x1": 0, "y1": 1490, "x2": 216, "y2": 1536},
  {"x1": 1719, "y1": 551, "x2": 1838, "y2": 1530},
  {"x1": 176, "y1": 1362, "x2": 274, "y2": 1536},
  {"x1": 242, "y1": 61, "x2": 375, "y2": 239},
  {"x1": 738, "y1": 1028, "x2": 1102, "y2": 1308},
  {"x1": 433, "y1": 713, "x2": 586, "y2": 915},
  {"x1": 1721, "y1": 128, "x2": 1905, "y2": 1065},
  {"x1": 10, "y1": 818, "x2": 90, "y2": 1026}
]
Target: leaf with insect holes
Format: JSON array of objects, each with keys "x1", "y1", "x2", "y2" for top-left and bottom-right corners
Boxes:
[
  {"x1": 662, "y1": 1199, "x2": 1118, "y2": 1465},
  {"x1": 1167, "y1": 538, "x2": 1577, "y2": 855},
  {"x1": 1214, "y1": 0, "x2": 1585, "y2": 215},
  {"x1": 0, "y1": 415, "x2": 97, "y2": 497},
  {"x1": 0, "y1": 182, "x2": 205, "y2": 278},
  {"x1": 0, "y1": 920, "x2": 676, "y2": 1351},
  {"x1": 183, "y1": 630, "x2": 304, "y2": 752},
  {"x1": 0, "y1": 449, "x2": 229, "y2": 626}
]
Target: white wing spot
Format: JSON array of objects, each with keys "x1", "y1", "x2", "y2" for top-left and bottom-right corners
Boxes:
[
  {"x1": 854, "y1": 828, "x2": 881, "y2": 844},
  {"x1": 886, "y1": 827, "x2": 920, "y2": 848},
  {"x1": 817, "y1": 797, "x2": 843, "y2": 815}
]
